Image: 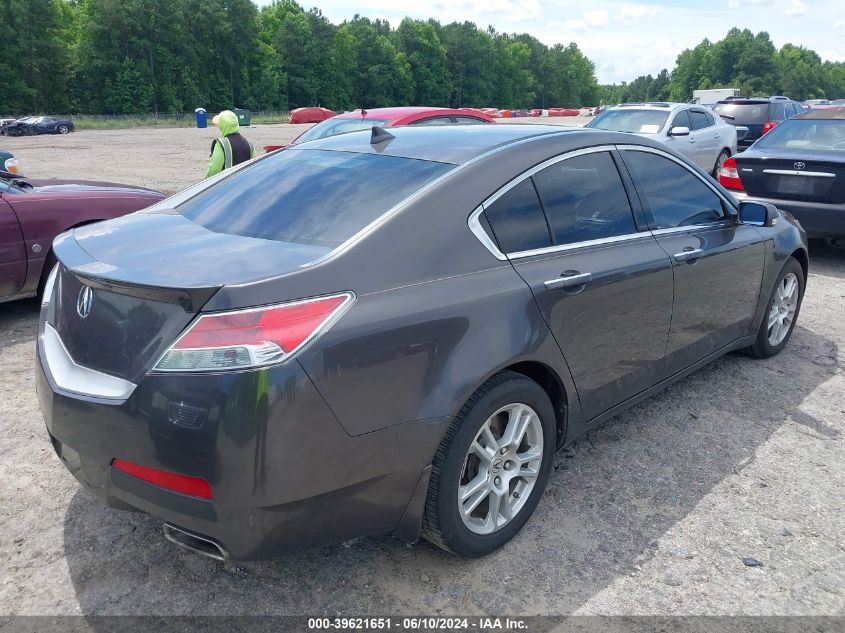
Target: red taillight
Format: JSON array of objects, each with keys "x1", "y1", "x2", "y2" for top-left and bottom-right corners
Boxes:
[
  {"x1": 761, "y1": 120, "x2": 777, "y2": 135},
  {"x1": 155, "y1": 293, "x2": 354, "y2": 372},
  {"x1": 111, "y1": 459, "x2": 213, "y2": 499},
  {"x1": 718, "y1": 156, "x2": 745, "y2": 191}
]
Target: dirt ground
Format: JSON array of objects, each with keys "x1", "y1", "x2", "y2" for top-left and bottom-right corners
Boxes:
[
  {"x1": 1, "y1": 116, "x2": 591, "y2": 194},
  {"x1": 0, "y1": 120, "x2": 843, "y2": 618}
]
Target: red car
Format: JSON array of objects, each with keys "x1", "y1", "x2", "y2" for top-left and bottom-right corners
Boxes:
[
  {"x1": 265, "y1": 106, "x2": 494, "y2": 152},
  {"x1": 0, "y1": 173, "x2": 164, "y2": 302}
]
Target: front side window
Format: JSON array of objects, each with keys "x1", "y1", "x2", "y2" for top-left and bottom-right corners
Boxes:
[
  {"x1": 483, "y1": 179, "x2": 551, "y2": 253},
  {"x1": 670, "y1": 110, "x2": 692, "y2": 131},
  {"x1": 532, "y1": 152, "x2": 637, "y2": 245},
  {"x1": 178, "y1": 149, "x2": 453, "y2": 247},
  {"x1": 453, "y1": 116, "x2": 487, "y2": 125},
  {"x1": 623, "y1": 150, "x2": 726, "y2": 229},
  {"x1": 411, "y1": 117, "x2": 454, "y2": 126}
]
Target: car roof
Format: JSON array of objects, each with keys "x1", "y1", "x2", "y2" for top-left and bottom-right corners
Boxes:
[
  {"x1": 333, "y1": 107, "x2": 486, "y2": 121},
  {"x1": 293, "y1": 124, "x2": 615, "y2": 165},
  {"x1": 794, "y1": 108, "x2": 845, "y2": 120}
]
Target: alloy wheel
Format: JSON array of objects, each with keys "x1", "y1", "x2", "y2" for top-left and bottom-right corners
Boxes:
[
  {"x1": 768, "y1": 272, "x2": 799, "y2": 346},
  {"x1": 458, "y1": 403, "x2": 544, "y2": 535}
]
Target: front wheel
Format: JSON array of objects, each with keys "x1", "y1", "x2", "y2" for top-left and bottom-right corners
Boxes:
[
  {"x1": 746, "y1": 257, "x2": 804, "y2": 358},
  {"x1": 422, "y1": 371, "x2": 556, "y2": 557},
  {"x1": 57, "y1": 125, "x2": 70, "y2": 134}
]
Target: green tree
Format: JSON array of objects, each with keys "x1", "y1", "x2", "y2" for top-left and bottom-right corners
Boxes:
[{"x1": 396, "y1": 18, "x2": 451, "y2": 105}]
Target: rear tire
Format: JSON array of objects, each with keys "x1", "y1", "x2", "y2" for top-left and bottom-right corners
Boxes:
[
  {"x1": 422, "y1": 371, "x2": 556, "y2": 557},
  {"x1": 745, "y1": 257, "x2": 804, "y2": 358},
  {"x1": 712, "y1": 149, "x2": 730, "y2": 178},
  {"x1": 58, "y1": 125, "x2": 69, "y2": 134}
]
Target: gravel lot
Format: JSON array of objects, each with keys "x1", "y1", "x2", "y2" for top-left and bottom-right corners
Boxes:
[{"x1": 0, "y1": 120, "x2": 843, "y2": 617}]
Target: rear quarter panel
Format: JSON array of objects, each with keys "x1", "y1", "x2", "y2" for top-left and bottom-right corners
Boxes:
[{"x1": 5, "y1": 192, "x2": 163, "y2": 293}]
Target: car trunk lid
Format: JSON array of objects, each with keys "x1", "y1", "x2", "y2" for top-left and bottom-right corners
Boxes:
[
  {"x1": 735, "y1": 151, "x2": 845, "y2": 204},
  {"x1": 49, "y1": 211, "x2": 332, "y2": 383}
]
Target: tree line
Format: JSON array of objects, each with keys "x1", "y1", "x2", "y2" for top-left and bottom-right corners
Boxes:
[
  {"x1": 0, "y1": 0, "x2": 600, "y2": 115},
  {"x1": 599, "y1": 28, "x2": 845, "y2": 105}
]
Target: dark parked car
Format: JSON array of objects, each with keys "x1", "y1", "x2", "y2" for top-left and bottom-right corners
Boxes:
[
  {"x1": 714, "y1": 97, "x2": 803, "y2": 149},
  {"x1": 0, "y1": 118, "x2": 15, "y2": 135},
  {"x1": 4, "y1": 116, "x2": 75, "y2": 136},
  {"x1": 0, "y1": 172, "x2": 164, "y2": 302},
  {"x1": 37, "y1": 125, "x2": 808, "y2": 560},
  {"x1": 719, "y1": 108, "x2": 845, "y2": 244}
]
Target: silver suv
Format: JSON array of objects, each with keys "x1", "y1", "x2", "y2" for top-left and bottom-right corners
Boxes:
[{"x1": 587, "y1": 102, "x2": 739, "y2": 176}]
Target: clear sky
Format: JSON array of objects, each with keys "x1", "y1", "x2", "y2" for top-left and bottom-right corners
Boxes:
[{"x1": 256, "y1": 0, "x2": 845, "y2": 84}]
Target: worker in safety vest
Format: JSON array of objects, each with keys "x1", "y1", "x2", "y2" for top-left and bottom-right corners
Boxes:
[{"x1": 205, "y1": 110, "x2": 255, "y2": 177}]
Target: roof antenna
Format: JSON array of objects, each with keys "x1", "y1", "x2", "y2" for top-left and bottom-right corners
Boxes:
[{"x1": 370, "y1": 126, "x2": 395, "y2": 148}]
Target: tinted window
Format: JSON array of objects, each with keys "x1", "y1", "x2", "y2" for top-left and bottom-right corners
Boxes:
[
  {"x1": 689, "y1": 110, "x2": 711, "y2": 130},
  {"x1": 704, "y1": 110, "x2": 717, "y2": 126},
  {"x1": 483, "y1": 179, "x2": 551, "y2": 253},
  {"x1": 624, "y1": 151, "x2": 726, "y2": 229},
  {"x1": 587, "y1": 109, "x2": 669, "y2": 134},
  {"x1": 670, "y1": 110, "x2": 691, "y2": 130},
  {"x1": 532, "y1": 152, "x2": 637, "y2": 245},
  {"x1": 713, "y1": 102, "x2": 770, "y2": 124},
  {"x1": 770, "y1": 102, "x2": 786, "y2": 119},
  {"x1": 179, "y1": 149, "x2": 453, "y2": 247},
  {"x1": 412, "y1": 117, "x2": 454, "y2": 126},
  {"x1": 453, "y1": 116, "x2": 487, "y2": 125}
]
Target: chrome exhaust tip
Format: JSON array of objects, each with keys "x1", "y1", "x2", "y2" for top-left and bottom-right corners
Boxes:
[{"x1": 163, "y1": 523, "x2": 228, "y2": 561}]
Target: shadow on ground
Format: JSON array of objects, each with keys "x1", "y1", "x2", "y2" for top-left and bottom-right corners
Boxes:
[{"x1": 58, "y1": 320, "x2": 839, "y2": 616}]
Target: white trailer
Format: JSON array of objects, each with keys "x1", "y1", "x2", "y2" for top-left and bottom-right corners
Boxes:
[{"x1": 691, "y1": 88, "x2": 740, "y2": 106}]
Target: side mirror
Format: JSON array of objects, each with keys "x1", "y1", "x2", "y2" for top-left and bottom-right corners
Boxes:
[
  {"x1": 738, "y1": 200, "x2": 779, "y2": 227},
  {"x1": 668, "y1": 126, "x2": 690, "y2": 137}
]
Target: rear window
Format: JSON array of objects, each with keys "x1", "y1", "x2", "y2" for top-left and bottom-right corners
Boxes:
[
  {"x1": 587, "y1": 109, "x2": 669, "y2": 134},
  {"x1": 755, "y1": 119, "x2": 845, "y2": 151},
  {"x1": 178, "y1": 149, "x2": 453, "y2": 247},
  {"x1": 713, "y1": 102, "x2": 770, "y2": 124},
  {"x1": 295, "y1": 118, "x2": 390, "y2": 144}
]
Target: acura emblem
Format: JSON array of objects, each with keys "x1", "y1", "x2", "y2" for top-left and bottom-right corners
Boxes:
[
  {"x1": 793, "y1": 161, "x2": 805, "y2": 170},
  {"x1": 77, "y1": 286, "x2": 93, "y2": 319}
]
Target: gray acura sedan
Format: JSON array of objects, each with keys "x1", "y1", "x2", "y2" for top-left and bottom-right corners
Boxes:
[{"x1": 37, "y1": 124, "x2": 807, "y2": 560}]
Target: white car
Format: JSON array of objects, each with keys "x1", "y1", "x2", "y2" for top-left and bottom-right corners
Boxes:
[{"x1": 586, "y1": 102, "x2": 738, "y2": 176}]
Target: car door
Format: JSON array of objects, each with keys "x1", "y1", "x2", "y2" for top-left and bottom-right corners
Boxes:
[
  {"x1": 619, "y1": 146, "x2": 766, "y2": 376},
  {"x1": 665, "y1": 109, "x2": 695, "y2": 162},
  {"x1": 0, "y1": 193, "x2": 26, "y2": 297},
  {"x1": 481, "y1": 147, "x2": 674, "y2": 420},
  {"x1": 688, "y1": 109, "x2": 718, "y2": 170}
]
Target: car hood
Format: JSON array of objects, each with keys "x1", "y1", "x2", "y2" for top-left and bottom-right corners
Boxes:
[{"x1": 24, "y1": 179, "x2": 162, "y2": 196}]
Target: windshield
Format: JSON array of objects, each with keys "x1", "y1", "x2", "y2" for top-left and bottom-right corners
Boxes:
[
  {"x1": 295, "y1": 117, "x2": 391, "y2": 144},
  {"x1": 587, "y1": 109, "x2": 669, "y2": 134},
  {"x1": 178, "y1": 148, "x2": 454, "y2": 247},
  {"x1": 755, "y1": 119, "x2": 845, "y2": 151},
  {"x1": 713, "y1": 102, "x2": 770, "y2": 124}
]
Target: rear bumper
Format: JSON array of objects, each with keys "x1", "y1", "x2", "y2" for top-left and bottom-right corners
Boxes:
[
  {"x1": 37, "y1": 348, "x2": 448, "y2": 560},
  {"x1": 731, "y1": 191, "x2": 845, "y2": 238}
]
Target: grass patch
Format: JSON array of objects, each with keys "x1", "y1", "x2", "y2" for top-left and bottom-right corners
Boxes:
[{"x1": 73, "y1": 112, "x2": 290, "y2": 130}]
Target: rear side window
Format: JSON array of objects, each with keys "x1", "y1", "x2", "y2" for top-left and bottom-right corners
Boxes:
[
  {"x1": 689, "y1": 110, "x2": 711, "y2": 130},
  {"x1": 532, "y1": 152, "x2": 637, "y2": 245},
  {"x1": 178, "y1": 149, "x2": 453, "y2": 247},
  {"x1": 483, "y1": 179, "x2": 551, "y2": 253},
  {"x1": 453, "y1": 116, "x2": 487, "y2": 125},
  {"x1": 412, "y1": 117, "x2": 454, "y2": 126},
  {"x1": 623, "y1": 150, "x2": 726, "y2": 229}
]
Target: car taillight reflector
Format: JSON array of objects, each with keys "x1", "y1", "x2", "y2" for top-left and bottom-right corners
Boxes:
[
  {"x1": 111, "y1": 459, "x2": 212, "y2": 499},
  {"x1": 761, "y1": 120, "x2": 777, "y2": 135},
  {"x1": 718, "y1": 157, "x2": 745, "y2": 191},
  {"x1": 155, "y1": 293, "x2": 353, "y2": 372}
]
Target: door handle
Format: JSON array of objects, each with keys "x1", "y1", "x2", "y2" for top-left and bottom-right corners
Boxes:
[
  {"x1": 673, "y1": 248, "x2": 704, "y2": 263},
  {"x1": 544, "y1": 271, "x2": 592, "y2": 290}
]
